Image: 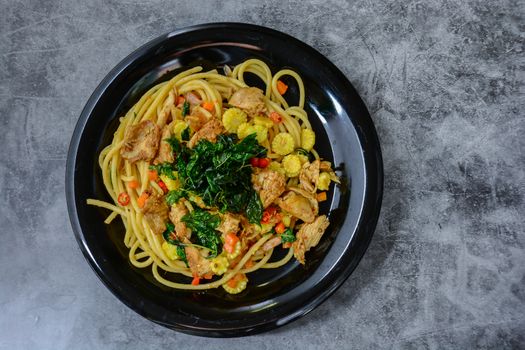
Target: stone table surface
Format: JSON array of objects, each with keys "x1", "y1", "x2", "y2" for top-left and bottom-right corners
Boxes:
[{"x1": 1, "y1": 0, "x2": 524, "y2": 349}]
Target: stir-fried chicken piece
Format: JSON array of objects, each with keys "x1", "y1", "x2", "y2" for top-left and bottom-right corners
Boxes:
[
  {"x1": 293, "y1": 215, "x2": 330, "y2": 264},
  {"x1": 252, "y1": 169, "x2": 286, "y2": 208},
  {"x1": 319, "y1": 160, "x2": 340, "y2": 183},
  {"x1": 277, "y1": 187, "x2": 318, "y2": 223},
  {"x1": 228, "y1": 87, "x2": 267, "y2": 116},
  {"x1": 184, "y1": 245, "x2": 211, "y2": 277},
  {"x1": 290, "y1": 187, "x2": 319, "y2": 212},
  {"x1": 186, "y1": 107, "x2": 209, "y2": 132},
  {"x1": 120, "y1": 120, "x2": 161, "y2": 162},
  {"x1": 142, "y1": 192, "x2": 169, "y2": 235},
  {"x1": 217, "y1": 213, "x2": 240, "y2": 236},
  {"x1": 154, "y1": 125, "x2": 175, "y2": 164},
  {"x1": 238, "y1": 216, "x2": 258, "y2": 247},
  {"x1": 185, "y1": 91, "x2": 202, "y2": 106},
  {"x1": 299, "y1": 159, "x2": 320, "y2": 193},
  {"x1": 168, "y1": 201, "x2": 190, "y2": 240},
  {"x1": 188, "y1": 118, "x2": 225, "y2": 148}
]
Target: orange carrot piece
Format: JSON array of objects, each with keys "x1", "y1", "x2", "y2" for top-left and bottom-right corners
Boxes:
[
  {"x1": 127, "y1": 180, "x2": 139, "y2": 189},
  {"x1": 225, "y1": 232, "x2": 239, "y2": 246},
  {"x1": 227, "y1": 278, "x2": 238, "y2": 288},
  {"x1": 201, "y1": 101, "x2": 214, "y2": 112},
  {"x1": 148, "y1": 170, "x2": 158, "y2": 181},
  {"x1": 275, "y1": 222, "x2": 286, "y2": 234},
  {"x1": 227, "y1": 273, "x2": 244, "y2": 288},
  {"x1": 137, "y1": 192, "x2": 149, "y2": 208},
  {"x1": 191, "y1": 276, "x2": 200, "y2": 285},
  {"x1": 277, "y1": 80, "x2": 288, "y2": 95},
  {"x1": 316, "y1": 192, "x2": 327, "y2": 202}
]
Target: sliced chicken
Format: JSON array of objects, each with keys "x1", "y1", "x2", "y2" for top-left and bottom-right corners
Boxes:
[
  {"x1": 185, "y1": 91, "x2": 202, "y2": 106},
  {"x1": 299, "y1": 160, "x2": 320, "y2": 193},
  {"x1": 188, "y1": 118, "x2": 225, "y2": 148},
  {"x1": 169, "y1": 201, "x2": 190, "y2": 240},
  {"x1": 228, "y1": 87, "x2": 267, "y2": 116},
  {"x1": 184, "y1": 246, "x2": 211, "y2": 277},
  {"x1": 142, "y1": 192, "x2": 169, "y2": 235},
  {"x1": 252, "y1": 169, "x2": 286, "y2": 208},
  {"x1": 186, "y1": 107, "x2": 209, "y2": 132},
  {"x1": 277, "y1": 187, "x2": 318, "y2": 223},
  {"x1": 293, "y1": 215, "x2": 330, "y2": 264},
  {"x1": 319, "y1": 160, "x2": 340, "y2": 183},
  {"x1": 120, "y1": 120, "x2": 161, "y2": 163},
  {"x1": 217, "y1": 213, "x2": 240, "y2": 236},
  {"x1": 290, "y1": 187, "x2": 319, "y2": 210},
  {"x1": 239, "y1": 216, "x2": 258, "y2": 247},
  {"x1": 153, "y1": 125, "x2": 175, "y2": 164}
]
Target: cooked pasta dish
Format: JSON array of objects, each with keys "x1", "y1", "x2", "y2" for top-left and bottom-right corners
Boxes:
[{"x1": 87, "y1": 58, "x2": 339, "y2": 293}]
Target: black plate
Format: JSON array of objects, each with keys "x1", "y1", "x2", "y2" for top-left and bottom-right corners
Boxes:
[{"x1": 66, "y1": 23, "x2": 383, "y2": 337}]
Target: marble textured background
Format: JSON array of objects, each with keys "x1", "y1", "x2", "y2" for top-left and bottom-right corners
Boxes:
[{"x1": 1, "y1": 0, "x2": 524, "y2": 349}]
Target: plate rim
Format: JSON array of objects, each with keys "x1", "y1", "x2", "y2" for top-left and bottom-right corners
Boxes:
[{"x1": 65, "y1": 22, "x2": 383, "y2": 337}]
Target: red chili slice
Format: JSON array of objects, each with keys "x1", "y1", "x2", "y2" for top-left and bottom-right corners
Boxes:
[{"x1": 117, "y1": 192, "x2": 130, "y2": 206}]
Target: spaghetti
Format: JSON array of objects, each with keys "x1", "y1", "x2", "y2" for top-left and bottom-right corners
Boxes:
[{"x1": 88, "y1": 59, "x2": 339, "y2": 293}]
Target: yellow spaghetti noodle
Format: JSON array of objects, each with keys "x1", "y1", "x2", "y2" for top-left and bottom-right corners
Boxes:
[{"x1": 88, "y1": 59, "x2": 338, "y2": 293}]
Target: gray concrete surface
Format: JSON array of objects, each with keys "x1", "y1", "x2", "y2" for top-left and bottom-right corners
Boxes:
[{"x1": 1, "y1": 0, "x2": 524, "y2": 349}]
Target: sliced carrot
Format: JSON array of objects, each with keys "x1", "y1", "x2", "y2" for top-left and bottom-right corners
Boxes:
[
  {"x1": 127, "y1": 180, "x2": 139, "y2": 189},
  {"x1": 277, "y1": 80, "x2": 288, "y2": 95},
  {"x1": 227, "y1": 278, "x2": 238, "y2": 288},
  {"x1": 137, "y1": 192, "x2": 149, "y2": 208},
  {"x1": 177, "y1": 95, "x2": 185, "y2": 106},
  {"x1": 244, "y1": 259, "x2": 254, "y2": 268},
  {"x1": 225, "y1": 232, "x2": 239, "y2": 246},
  {"x1": 227, "y1": 273, "x2": 244, "y2": 288},
  {"x1": 316, "y1": 192, "x2": 327, "y2": 202},
  {"x1": 269, "y1": 111, "x2": 283, "y2": 124},
  {"x1": 275, "y1": 222, "x2": 286, "y2": 234},
  {"x1": 148, "y1": 170, "x2": 158, "y2": 181},
  {"x1": 283, "y1": 242, "x2": 292, "y2": 249},
  {"x1": 191, "y1": 276, "x2": 201, "y2": 285},
  {"x1": 203, "y1": 273, "x2": 213, "y2": 280},
  {"x1": 201, "y1": 101, "x2": 214, "y2": 112}
]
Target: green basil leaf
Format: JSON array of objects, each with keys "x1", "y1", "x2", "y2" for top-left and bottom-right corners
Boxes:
[
  {"x1": 182, "y1": 101, "x2": 190, "y2": 117},
  {"x1": 280, "y1": 228, "x2": 297, "y2": 243},
  {"x1": 181, "y1": 126, "x2": 190, "y2": 141}
]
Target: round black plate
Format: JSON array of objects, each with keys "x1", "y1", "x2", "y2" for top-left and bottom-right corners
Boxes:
[{"x1": 66, "y1": 23, "x2": 383, "y2": 337}]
